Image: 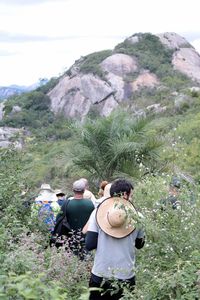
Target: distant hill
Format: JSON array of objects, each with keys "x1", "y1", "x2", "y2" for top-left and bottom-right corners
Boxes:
[
  {"x1": 0, "y1": 79, "x2": 49, "y2": 100},
  {"x1": 0, "y1": 85, "x2": 28, "y2": 100}
]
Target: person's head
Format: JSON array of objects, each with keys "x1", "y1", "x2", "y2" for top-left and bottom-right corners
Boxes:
[
  {"x1": 73, "y1": 179, "x2": 86, "y2": 197},
  {"x1": 40, "y1": 183, "x2": 54, "y2": 193},
  {"x1": 98, "y1": 180, "x2": 109, "y2": 197},
  {"x1": 55, "y1": 189, "x2": 65, "y2": 199},
  {"x1": 110, "y1": 179, "x2": 134, "y2": 200},
  {"x1": 80, "y1": 178, "x2": 89, "y2": 189}
]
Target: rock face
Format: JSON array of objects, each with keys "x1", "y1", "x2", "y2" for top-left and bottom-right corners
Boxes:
[
  {"x1": 49, "y1": 74, "x2": 117, "y2": 119},
  {"x1": 48, "y1": 32, "x2": 200, "y2": 120},
  {"x1": 158, "y1": 32, "x2": 200, "y2": 82},
  {"x1": 132, "y1": 71, "x2": 159, "y2": 91},
  {"x1": 172, "y1": 48, "x2": 200, "y2": 82},
  {"x1": 157, "y1": 32, "x2": 191, "y2": 49},
  {"x1": 0, "y1": 127, "x2": 26, "y2": 149}
]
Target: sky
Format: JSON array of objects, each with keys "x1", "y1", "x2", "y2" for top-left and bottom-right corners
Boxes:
[{"x1": 0, "y1": 0, "x2": 200, "y2": 87}]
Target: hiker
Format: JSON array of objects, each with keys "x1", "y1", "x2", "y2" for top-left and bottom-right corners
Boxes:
[
  {"x1": 98, "y1": 180, "x2": 109, "y2": 198},
  {"x1": 35, "y1": 183, "x2": 57, "y2": 202},
  {"x1": 160, "y1": 176, "x2": 182, "y2": 210},
  {"x1": 55, "y1": 189, "x2": 66, "y2": 207},
  {"x1": 32, "y1": 184, "x2": 60, "y2": 233},
  {"x1": 95, "y1": 182, "x2": 111, "y2": 207},
  {"x1": 60, "y1": 179, "x2": 95, "y2": 259},
  {"x1": 85, "y1": 178, "x2": 145, "y2": 299},
  {"x1": 80, "y1": 178, "x2": 96, "y2": 205}
]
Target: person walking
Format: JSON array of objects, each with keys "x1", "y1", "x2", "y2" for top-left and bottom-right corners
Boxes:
[
  {"x1": 32, "y1": 183, "x2": 60, "y2": 233},
  {"x1": 64, "y1": 179, "x2": 95, "y2": 259},
  {"x1": 80, "y1": 178, "x2": 96, "y2": 206},
  {"x1": 95, "y1": 182, "x2": 111, "y2": 207},
  {"x1": 54, "y1": 189, "x2": 66, "y2": 207},
  {"x1": 85, "y1": 178, "x2": 145, "y2": 299}
]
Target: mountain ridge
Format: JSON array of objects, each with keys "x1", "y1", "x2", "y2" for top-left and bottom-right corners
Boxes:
[{"x1": 47, "y1": 32, "x2": 200, "y2": 120}]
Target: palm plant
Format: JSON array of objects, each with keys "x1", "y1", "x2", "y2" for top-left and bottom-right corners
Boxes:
[{"x1": 72, "y1": 111, "x2": 163, "y2": 181}]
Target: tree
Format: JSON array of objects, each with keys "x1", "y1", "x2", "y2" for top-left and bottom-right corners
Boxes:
[{"x1": 72, "y1": 111, "x2": 163, "y2": 181}]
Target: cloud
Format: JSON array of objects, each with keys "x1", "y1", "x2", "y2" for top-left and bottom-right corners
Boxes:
[
  {"x1": 0, "y1": 31, "x2": 72, "y2": 43},
  {"x1": 0, "y1": 0, "x2": 63, "y2": 5},
  {"x1": 0, "y1": 31, "x2": 125, "y2": 44},
  {"x1": 0, "y1": 50, "x2": 16, "y2": 56},
  {"x1": 180, "y1": 31, "x2": 200, "y2": 42},
  {"x1": 0, "y1": 0, "x2": 200, "y2": 85}
]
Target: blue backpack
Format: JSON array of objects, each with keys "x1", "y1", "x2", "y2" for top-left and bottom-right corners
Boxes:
[{"x1": 37, "y1": 202, "x2": 55, "y2": 233}]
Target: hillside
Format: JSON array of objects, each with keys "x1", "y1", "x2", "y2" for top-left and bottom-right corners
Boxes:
[{"x1": 0, "y1": 32, "x2": 200, "y2": 299}]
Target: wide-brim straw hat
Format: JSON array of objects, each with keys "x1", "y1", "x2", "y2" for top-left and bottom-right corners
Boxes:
[
  {"x1": 96, "y1": 196, "x2": 138, "y2": 239},
  {"x1": 40, "y1": 183, "x2": 54, "y2": 192}
]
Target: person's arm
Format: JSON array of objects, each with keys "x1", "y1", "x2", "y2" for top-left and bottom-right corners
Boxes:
[
  {"x1": 135, "y1": 229, "x2": 145, "y2": 249},
  {"x1": 82, "y1": 220, "x2": 89, "y2": 234},
  {"x1": 85, "y1": 209, "x2": 99, "y2": 251},
  {"x1": 85, "y1": 231, "x2": 98, "y2": 250}
]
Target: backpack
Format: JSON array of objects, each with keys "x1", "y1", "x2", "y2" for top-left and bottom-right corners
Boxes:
[
  {"x1": 37, "y1": 201, "x2": 56, "y2": 233},
  {"x1": 50, "y1": 199, "x2": 71, "y2": 247}
]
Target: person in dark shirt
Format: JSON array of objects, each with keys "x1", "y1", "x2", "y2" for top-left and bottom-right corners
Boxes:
[{"x1": 66, "y1": 179, "x2": 94, "y2": 259}]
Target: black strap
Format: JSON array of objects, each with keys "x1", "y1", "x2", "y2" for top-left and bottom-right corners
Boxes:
[
  {"x1": 61, "y1": 199, "x2": 70, "y2": 216},
  {"x1": 53, "y1": 199, "x2": 70, "y2": 233}
]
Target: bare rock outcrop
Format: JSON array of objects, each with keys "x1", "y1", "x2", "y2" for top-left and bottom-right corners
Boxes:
[
  {"x1": 132, "y1": 71, "x2": 159, "y2": 91},
  {"x1": 48, "y1": 74, "x2": 118, "y2": 119},
  {"x1": 0, "y1": 127, "x2": 26, "y2": 149},
  {"x1": 157, "y1": 32, "x2": 200, "y2": 83},
  {"x1": 172, "y1": 48, "x2": 200, "y2": 82},
  {"x1": 100, "y1": 53, "x2": 138, "y2": 76},
  {"x1": 157, "y1": 32, "x2": 192, "y2": 49}
]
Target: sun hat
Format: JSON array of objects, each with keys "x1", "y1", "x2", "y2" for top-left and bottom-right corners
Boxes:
[
  {"x1": 54, "y1": 189, "x2": 65, "y2": 196},
  {"x1": 96, "y1": 196, "x2": 137, "y2": 238},
  {"x1": 40, "y1": 183, "x2": 54, "y2": 192},
  {"x1": 73, "y1": 179, "x2": 86, "y2": 192}
]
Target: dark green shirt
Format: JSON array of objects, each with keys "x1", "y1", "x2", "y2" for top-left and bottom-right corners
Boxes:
[{"x1": 66, "y1": 198, "x2": 94, "y2": 231}]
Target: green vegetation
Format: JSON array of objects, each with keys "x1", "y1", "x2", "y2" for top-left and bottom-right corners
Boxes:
[
  {"x1": 114, "y1": 33, "x2": 192, "y2": 87},
  {"x1": 72, "y1": 112, "x2": 162, "y2": 181},
  {"x1": 0, "y1": 33, "x2": 200, "y2": 299},
  {"x1": 0, "y1": 147, "x2": 199, "y2": 299},
  {"x1": 79, "y1": 49, "x2": 112, "y2": 78},
  {"x1": 1, "y1": 90, "x2": 54, "y2": 129}
]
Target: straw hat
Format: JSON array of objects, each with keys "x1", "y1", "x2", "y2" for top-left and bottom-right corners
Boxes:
[
  {"x1": 96, "y1": 197, "x2": 137, "y2": 238},
  {"x1": 40, "y1": 183, "x2": 54, "y2": 192}
]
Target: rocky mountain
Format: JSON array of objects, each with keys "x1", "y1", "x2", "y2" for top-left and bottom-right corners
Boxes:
[
  {"x1": 48, "y1": 32, "x2": 200, "y2": 120},
  {"x1": 1, "y1": 32, "x2": 200, "y2": 148}
]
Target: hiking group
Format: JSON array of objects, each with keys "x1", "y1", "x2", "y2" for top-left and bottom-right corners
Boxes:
[{"x1": 32, "y1": 176, "x2": 187, "y2": 299}]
